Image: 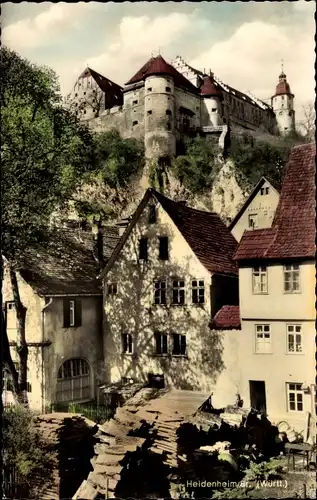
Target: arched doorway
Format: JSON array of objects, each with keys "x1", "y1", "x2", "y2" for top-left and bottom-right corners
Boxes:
[{"x1": 56, "y1": 358, "x2": 91, "y2": 403}]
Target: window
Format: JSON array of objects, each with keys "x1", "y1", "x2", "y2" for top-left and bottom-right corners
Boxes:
[
  {"x1": 139, "y1": 238, "x2": 148, "y2": 261},
  {"x1": 284, "y1": 264, "x2": 300, "y2": 292},
  {"x1": 159, "y1": 237, "x2": 169, "y2": 260},
  {"x1": 133, "y1": 100, "x2": 138, "y2": 105},
  {"x1": 255, "y1": 325, "x2": 271, "y2": 353},
  {"x1": 248, "y1": 214, "x2": 258, "y2": 229},
  {"x1": 172, "y1": 280, "x2": 185, "y2": 305},
  {"x1": 287, "y1": 325, "x2": 303, "y2": 353},
  {"x1": 147, "y1": 110, "x2": 152, "y2": 115},
  {"x1": 287, "y1": 383, "x2": 303, "y2": 411},
  {"x1": 75, "y1": 93, "x2": 78, "y2": 97},
  {"x1": 192, "y1": 280, "x2": 205, "y2": 304},
  {"x1": 252, "y1": 266, "x2": 268, "y2": 294},
  {"x1": 172, "y1": 334, "x2": 186, "y2": 356},
  {"x1": 84, "y1": 92, "x2": 86, "y2": 95},
  {"x1": 63, "y1": 299, "x2": 82, "y2": 328},
  {"x1": 166, "y1": 109, "x2": 172, "y2": 115},
  {"x1": 260, "y1": 187, "x2": 269, "y2": 195},
  {"x1": 166, "y1": 87, "x2": 171, "y2": 92},
  {"x1": 149, "y1": 204, "x2": 156, "y2": 223},
  {"x1": 155, "y1": 333, "x2": 168, "y2": 355},
  {"x1": 281, "y1": 96, "x2": 285, "y2": 100},
  {"x1": 148, "y1": 87, "x2": 152, "y2": 92},
  {"x1": 132, "y1": 120, "x2": 138, "y2": 126},
  {"x1": 6, "y1": 302, "x2": 15, "y2": 310},
  {"x1": 212, "y1": 108, "x2": 217, "y2": 112},
  {"x1": 84, "y1": 110, "x2": 86, "y2": 114},
  {"x1": 154, "y1": 280, "x2": 167, "y2": 305},
  {"x1": 122, "y1": 333, "x2": 133, "y2": 354},
  {"x1": 107, "y1": 283, "x2": 117, "y2": 295},
  {"x1": 56, "y1": 358, "x2": 90, "y2": 402}
]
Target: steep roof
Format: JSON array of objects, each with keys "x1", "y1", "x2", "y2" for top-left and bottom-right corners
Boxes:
[
  {"x1": 273, "y1": 71, "x2": 293, "y2": 97},
  {"x1": 228, "y1": 177, "x2": 279, "y2": 232},
  {"x1": 78, "y1": 67, "x2": 123, "y2": 106},
  {"x1": 234, "y1": 143, "x2": 316, "y2": 261},
  {"x1": 200, "y1": 76, "x2": 223, "y2": 99},
  {"x1": 101, "y1": 189, "x2": 238, "y2": 278},
  {"x1": 210, "y1": 305, "x2": 241, "y2": 330},
  {"x1": 15, "y1": 226, "x2": 119, "y2": 296},
  {"x1": 125, "y1": 55, "x2": 199, "y2": 94}
]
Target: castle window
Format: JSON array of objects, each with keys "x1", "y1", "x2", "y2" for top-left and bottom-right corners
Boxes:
[
  {"x1": 172, "y1": 280, "x2": 185, "y2": 305},
  {"x1": 281, "y1": 96, "x2": 285, "y2": 100},
  {"x1": 154, "y1": 280, "x2": 167, "y2": 305},
  {"x1": 155, "y1": 333, "x2": 168, "y2": 355},
  {"x1": 84, "y1": 92, "x2": 86, "y2": 95},
  {"x1": 289, "y1": 111, "x2": 292, "y2": 116},
  {"x1": 139, "y1": 238, "x2": 148, "y2": 261},
  {"x1": 132, "y1": 120, "x2": 138, "y2": 126},
  {"x1": 63, "y1": 299, "x2": 82, "y2": 328},
  {"x1": 192, "y1": 280, "x2": 205, "y2": 304},
  {"x1": 84, "y1": 110, "x2": 86, "y2": 114},
  {"x1": 159, "y1": 237, "x2": 169, "y2": 260},
  {"x1": 149, "y1": 204, "x2": 157, "y2": 224},
  {"x1": 166, "y1": 110, "x2": 172, "y2": 115},
  {"x1": 147, "y1": 110, "x2": 152, "y2": 115},
  {"x1": 172, "y1": 334, "x2": 186, "y2": 356},
  {"x1": 148, "y1": 87, "x2": 152, "y2": 92},
  {"x1": 284, "y1": 127, "x2": 288, "y2": 130},
  {"x1": 107, "y1": 283, "x2": 117, "y2": 295},
  {"x1": 75, "y1": 93, "x2": 78, "y2": 97},
  {"x1": 212, "y1": 108, "x2": 217, "y2": 112},
  {"x1": 133, "y1": 100, "x2": 138, "y2": 105},
  {"x1": 122, "y1": 333, "x2": 133, "y2": 354},
  {"x1": 165, "y1": 87, "x2": 171, "y2": 92}
]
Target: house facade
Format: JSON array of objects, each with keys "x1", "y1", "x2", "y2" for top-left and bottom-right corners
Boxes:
[
  {"x1": 231, "y1": 143, "x2": 316, "y2": 432},
  {"x1": 102, "y1": 189, "x2": 241, "y2": 405},
  {"x1": 3, "y1": 224, "x2": 118, "y2": 411},
  {"x1": 229, "y1": 177, "x2": 280, "y2": 242}
]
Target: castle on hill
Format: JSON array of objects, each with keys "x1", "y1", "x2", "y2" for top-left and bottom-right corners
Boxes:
[{"x1": 67, "y1": 54, "x2": 296, "y2": 161}]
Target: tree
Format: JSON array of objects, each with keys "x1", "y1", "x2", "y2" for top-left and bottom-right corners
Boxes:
[
  {"x1": 298, "y1": 102, "x2": 315, "y2": 142},
  {"x1": 74, "y1": 129, "x2": 145, "y2": 220},
  {"x1": 171, "y1": 135, "x2": 220, "y2": 194},
  {"x1": 1, "y1": 47, "x2": 96, "y2": 404}
]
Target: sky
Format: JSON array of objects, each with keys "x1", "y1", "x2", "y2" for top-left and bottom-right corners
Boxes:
[{"x1": 2, "y1": 1, "x2": 316, "y2": 122}]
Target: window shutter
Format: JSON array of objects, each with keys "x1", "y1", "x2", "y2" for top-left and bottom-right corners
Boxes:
[
  {"x1": 75, "y1": 299, "x2": 82, "y2": 327},
  {"x1": 63, "y1": 299, "x2": 70, "y2": 328}
]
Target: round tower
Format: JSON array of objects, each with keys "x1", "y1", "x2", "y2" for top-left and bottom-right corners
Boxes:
[
  {"x1": 200, "y1": 75, "x2": 223, "y2": 127},
  {"x1": 271, "y1": 65, "x2": 295, "y2": 135},
  {"x1": 144, "y1": 74, "x2": 176, "y2": 161}
]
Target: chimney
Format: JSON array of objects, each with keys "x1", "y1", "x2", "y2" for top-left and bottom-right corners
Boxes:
[
  {"x1": 92, "y1": 218, "x2": 104, "y2": 269},
  {"x1": 116, "y1": 217, "x2": 130, "y2": 237}
]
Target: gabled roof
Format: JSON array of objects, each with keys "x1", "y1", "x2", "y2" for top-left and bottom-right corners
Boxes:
[
  {"x1": 13, "y1": 226, "x2": 119, "y2": 296},
  {"x1": 101, "y1": 189, "x2": 238, "y2": 278},
  {"x1": 125, "y1": 55, "x2": 199, "y2": 94},
  {"x1": 228, "y1": 177, "x2": 279, "y2": 232},
  {"x1": 210, "y1": 305, "x2": 241, "y2": 330},
  {"x1": 234, "y1": 143, "x2": 316, "y2": 261},
  {"x1": 77, "y1": 67, "x2": 123, "y2": 106}
]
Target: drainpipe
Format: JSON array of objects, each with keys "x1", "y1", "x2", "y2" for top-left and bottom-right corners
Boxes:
[{"x1": 41, "y1": 298, "x2": 53, "y2": 413}]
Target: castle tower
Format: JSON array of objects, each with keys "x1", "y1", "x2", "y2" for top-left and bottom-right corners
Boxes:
[
  {"x1": 125, "y1": 55, "x2": 198, "y2": 161},
  {"x1": 271, "y1": 64, "x2": 295, "y2": 135},
  {"x1": 200, "y1": 75, "x2": 223, "y2": 127}
]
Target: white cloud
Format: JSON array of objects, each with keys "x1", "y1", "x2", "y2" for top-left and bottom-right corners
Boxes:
[
  {"x1": 2, "y1": 2, "x2": 93, "y2": 50},
  {"x1": 190, "y1": 18, "x2": 315, "y2": 122},
  {"x1": 61, "y1": 12, "x2": 202, "y2": 93}
]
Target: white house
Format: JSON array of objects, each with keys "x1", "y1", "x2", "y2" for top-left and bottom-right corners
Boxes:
[
  {"x1": 229, "y1": 177, "x2": 280, "y2": 242},
  {"x1": 101, "y1": 189, "x2": 242, "y2": 405},
  {"x1": 231, "y1": 143, "x2": 316, "y2": 432},
  {"x1": 3, "y1": 223, "x2": 118, "y2": 411}
]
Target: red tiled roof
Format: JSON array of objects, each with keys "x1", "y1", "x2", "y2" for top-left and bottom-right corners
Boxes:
[
  {"x1": 234, "y1": 143, "x2": 316, "y2": 261},
  {"x1": 125, "y1": 55, "x2": 198, "y2": 94},
  {"x1": 200, "y1": 76, "x2": 223, "y2": 98},
  {"x1": 273, "y1": 72, "x2": 293, "y2": 97},
  {"x1": 153, "y1": 190, "x2": 238, "y2": 275},
  {"x1": 211, "y1": 306, "x2": 241, "y2": 330}
]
